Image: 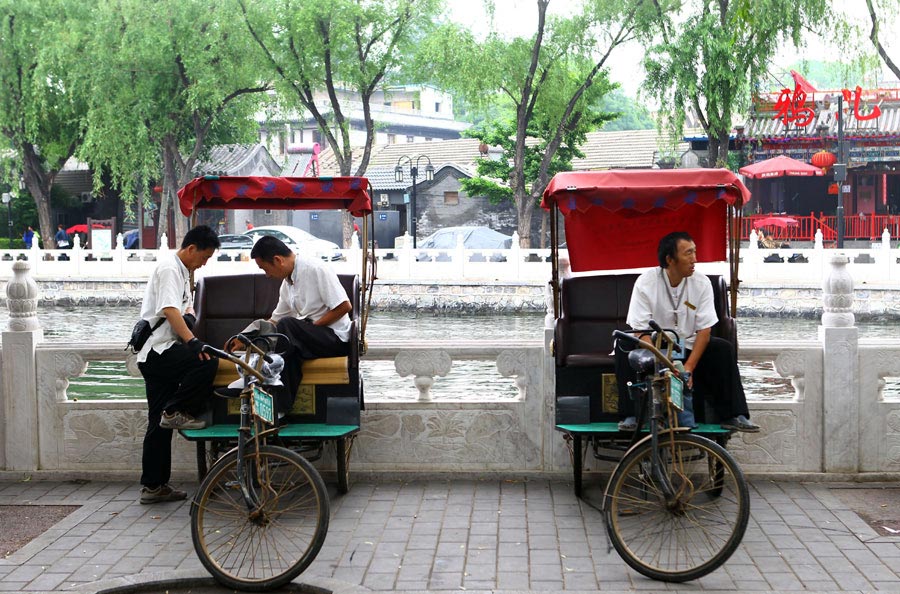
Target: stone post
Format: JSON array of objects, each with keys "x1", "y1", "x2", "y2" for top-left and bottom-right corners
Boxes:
[
  {"x1": 820, "y1": 253, "x2": 858, "y2": 473},
  {"x1": 2, "y1": 261, "x2": 43, "y2": 471}
]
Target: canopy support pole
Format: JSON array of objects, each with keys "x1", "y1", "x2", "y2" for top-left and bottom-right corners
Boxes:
[{"x1": 550, "y1": 206, "x2": 559, "y2": 319}]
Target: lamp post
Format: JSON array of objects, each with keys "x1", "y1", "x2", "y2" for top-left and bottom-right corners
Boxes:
[
  {"x1": 1, "y1": 192, "x2": 12, "y2": 246},
  {"x1": 835, "y1": 94, "x2": 846, "y2": 249},
  {"x1": 395, "y1": 155, "x2": 434, "y2": 248}
]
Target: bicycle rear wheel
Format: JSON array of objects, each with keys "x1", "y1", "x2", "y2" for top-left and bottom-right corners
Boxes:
[
  {"x1": 604, "y1": 433, "x2": 749, "y2": 582},
  {"x1": 192, "y1": 444, "x2": 330, "y2": 591}
]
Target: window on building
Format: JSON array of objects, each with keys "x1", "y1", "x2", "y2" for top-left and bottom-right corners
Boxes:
[
  {"x1": 388, "y1": 134, "x2": 396, "y2": 145},
  {"x1": 435, "y1": 102, "x2": 441, "y2": 113},
  {"x1": 444, "y1": 191, "x2": 459, "y2": 206},
  {"x1": 425, "y1": 137, "x2": 432, "y2": 142},
  {"x1": 406, "y1": 135, "x2": 414, "y2": 143}
]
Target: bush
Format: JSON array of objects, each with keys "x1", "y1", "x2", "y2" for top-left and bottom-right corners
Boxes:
[{"x1": 0, "y1": 237, "x2": 25, "y2": 249}]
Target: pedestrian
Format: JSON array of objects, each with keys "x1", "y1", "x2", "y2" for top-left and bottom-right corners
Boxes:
[
  {"x1": 22, "y1": 226, "x2": 34, "y2": 249},
  {"x1": 217, "y1": 235, "x2": 351, "y2": 415},
  {"x1": 135, "y1": 225, "x2": 220, "y2": 504},
  {"x1": 615, "y1": 231, "x2": 759, "y2": 433},
  {"x1": 55, "y1": 224, "x2": 71, "y2": 249},
  {"x1": 245, "y1": 219, "x2": 253, "y2": 231}
]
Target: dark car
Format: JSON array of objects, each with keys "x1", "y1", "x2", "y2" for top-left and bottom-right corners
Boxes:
[{"x1": 218, "y1": 234, "x2": 254, "y2": 250}]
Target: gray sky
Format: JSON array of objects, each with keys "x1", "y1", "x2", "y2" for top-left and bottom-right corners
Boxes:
[{"x1": 447, "y1": 0, "x2": 900, "y2": 99}]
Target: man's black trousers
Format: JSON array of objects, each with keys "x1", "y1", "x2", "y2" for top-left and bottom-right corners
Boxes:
[
  {"x1": 615, "y1": 336, "x2": 750, "y2": 422},
  {"x1": 275, "y1": 317, "x2": 349, "y2": 414},
  {"x1": 138, "y1": 344, "x2": 217, "y2": 488}
]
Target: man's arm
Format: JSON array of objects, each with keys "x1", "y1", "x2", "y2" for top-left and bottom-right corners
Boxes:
[
  {"x1": 314, "y1": 301, "x2": 352, "y2": 328},
  {"x1": 683, "y1": 327, "x2": 711, "y2": 387},
  {"x1": 162, "y1": 306, "x2": 210, "y2": 360}
]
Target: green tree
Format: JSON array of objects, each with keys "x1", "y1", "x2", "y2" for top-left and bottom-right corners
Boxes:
[
  {"x1": 415, "y1": 0, "x2": 663, "y2": 247},
  {"x1": 237, "y1": 0, "x2": 442, "y2": 246},
  {"x1": 76, "y1": 0, "x2": 269, "y2": 246},
  {"x1": 644, "y1": 0, "x2": 830, "y2": 168},
  {"x1": 596, "y1": 89, "x2": 654, "y2": 131},
  {"x1": 0, "y1": 0, "x2": 89, "y2": 248}
]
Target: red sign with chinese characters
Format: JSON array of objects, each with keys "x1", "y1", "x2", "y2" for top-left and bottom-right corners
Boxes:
[{"x1": 772, "y1": 83, "x2": 883, "y2": 127}]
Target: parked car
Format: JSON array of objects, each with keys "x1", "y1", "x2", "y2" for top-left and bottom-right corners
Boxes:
[
  {"x1": 242, "y1": 225, "x2": 342, "y2": 261},
  {"x1": 217, "y1": 234, "x2": 254, "y2": 250},
  {"x1": 416, "y1": 226, "x2": 513, "y2": 262}
]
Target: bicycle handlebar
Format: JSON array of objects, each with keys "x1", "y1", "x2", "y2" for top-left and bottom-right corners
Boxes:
[
  {"x1": 613, "y1": 326, "x2": 681, "y2": 376},
  {"x1": 201, "y1": 332, "x2": 288, "y2": 382}
]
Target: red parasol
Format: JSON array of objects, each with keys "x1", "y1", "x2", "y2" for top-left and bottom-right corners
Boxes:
[
  {"x1": 66, "y1": 223, "x2": 110, "y2": 234},
  {"x1": 754, "y1": 216, "x2": 799, "y2": 229},
  {"x1": 739, "y1": 155, "x2": 824, "y2": 179}
]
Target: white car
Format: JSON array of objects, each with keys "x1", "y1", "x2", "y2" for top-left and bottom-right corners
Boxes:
[{"x1": 242, "y1": 225, "x2": 342, "y2": 261}]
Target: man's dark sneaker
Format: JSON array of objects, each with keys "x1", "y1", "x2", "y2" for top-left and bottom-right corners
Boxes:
[
  {"x1": 721, "y1": 415, "x2": 760, "y2": 433},
  {"x1": 159, "y1": 411, "x2": 206, "y2": 430},
  {"x1": 214, "y1": 387, "x2": 243, "y2": 399},
  {"x1": 618, "y1": 416, "x2": 637, "y2": 431},
  {"x1": 140, "y1": 483, "x2": 187, "y2": 504}
]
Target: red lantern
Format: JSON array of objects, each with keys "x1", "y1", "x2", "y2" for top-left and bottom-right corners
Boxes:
[
  {"x1": 152, "y1": 185, "x2": 163, "y2": 194},
  {"x1": 811, "y1": 150, "x2": 837, "y2": 173}
]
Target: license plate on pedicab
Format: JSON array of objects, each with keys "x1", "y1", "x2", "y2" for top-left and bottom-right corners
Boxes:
[
  {"x1": 252, "y1": 386, "x2": 275, "y2": 425},
  {"x1": 668, "y1": 374, "x2": 684, "y2": 411}
]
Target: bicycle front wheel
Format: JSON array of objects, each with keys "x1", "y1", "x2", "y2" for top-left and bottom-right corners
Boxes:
[
  {"x1": 605, "y1": 433, "x2": 749, "y2": 582},
  {"x1": 191, "y1": 444, "x2": 330, "y2": 591}
]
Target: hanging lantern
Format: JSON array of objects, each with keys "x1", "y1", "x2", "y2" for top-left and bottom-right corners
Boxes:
[
  {"x1": 827, "y1": 183, "x2": 839, "y2": 195},
  {"x1": 152, "y1": 185, "x2": 163, "y2": 194},
  {"x1": 811, "y1": 150, "x2": 837, "y2": 173}
]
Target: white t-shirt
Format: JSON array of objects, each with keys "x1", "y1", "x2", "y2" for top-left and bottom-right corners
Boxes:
[
  {"x1": 136, "y1": 252, "x2": 192, "y2": 363},
  {"x1": 626, "y1": 268, "x2": 719, "y2": 349},
  {"x1": 270, "y1": 254, "x2": 351, "y2": 342}
]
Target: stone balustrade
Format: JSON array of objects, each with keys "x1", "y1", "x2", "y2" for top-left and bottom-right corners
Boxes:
[
  {"x1": 5, "y1": 229, "x2": 900, "y2": 285},
  {"x1": 2, "y1": 257, "x2": 900, "y2": 479}
]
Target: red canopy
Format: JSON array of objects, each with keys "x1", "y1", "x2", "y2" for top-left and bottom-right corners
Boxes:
[
  {"x1": 177, "y1": 176, "x2": 372, "y2": 217},
  {"x1": 754, "y1": 216, "x2": 799, "y2": 228},
  {"x1": 541, "y1": 169, "x2": 750, "y2": 272},
  {"x1": 738, "y1": 155, "x2": 824, "y2": 179}
]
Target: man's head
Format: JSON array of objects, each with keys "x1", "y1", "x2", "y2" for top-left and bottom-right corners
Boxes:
[
  {"x1": 657, "y1": 231, "x2": 696, "y2": 280},
  {"x1": 57, "y1": 224, "x2": 63, "y2": 230},
  {"x1": 178, "y1": 225, "x2": 220, "y2": 271},
  {"x1": 250, "y1": 235, "x2": 295, "y2": 280}
]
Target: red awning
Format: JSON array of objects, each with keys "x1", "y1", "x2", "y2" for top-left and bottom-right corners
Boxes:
[
  {"x1": 177, "y1": 176, "x2": 372, "y2": 217},
  {"x1": 541, "y1": 169, "x2": 751, "y2": 272},
  {"x1": 738, "y1": 155, "x2": 824, "y2": 179}
]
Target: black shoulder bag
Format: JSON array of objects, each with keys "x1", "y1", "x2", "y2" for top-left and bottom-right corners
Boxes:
[{"x1": 126, "y1": 318, "x2": 165, "y2": 353}]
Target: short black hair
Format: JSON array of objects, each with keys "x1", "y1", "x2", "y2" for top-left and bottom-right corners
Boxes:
[
  {"x1": 657, "y1": 231, "x2": 693, "y2": 268},
  {"x1": 181, "y1": 225, "x2": 220, "y2": 250},
  {"x1": 250, "y1": 235, "x2": 292, "y2": 261}
]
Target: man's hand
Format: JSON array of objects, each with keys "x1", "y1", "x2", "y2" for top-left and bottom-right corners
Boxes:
[{"x1": 186, "y1": 338, "x2": 212, "y2": 360}]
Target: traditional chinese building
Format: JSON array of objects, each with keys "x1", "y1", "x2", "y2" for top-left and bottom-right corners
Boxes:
[{"x1": 743, "y1": 80, "x2": 900, "y2": 226}]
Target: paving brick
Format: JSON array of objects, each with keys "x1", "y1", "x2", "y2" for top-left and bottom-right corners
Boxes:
[
  {"x1": 428, "y1": 571, "x2": 463, "y2": 589},
  {"x1": 496, "y1": 570, "x2": 530, "y2": 589},
  {"x1": 829, "y1": 570, "x2": 874, "y2": 589}
]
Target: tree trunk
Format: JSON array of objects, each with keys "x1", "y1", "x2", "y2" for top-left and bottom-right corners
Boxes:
[
  {"x1": 540, "y1": 209, "x2": 548, "y2": 249},
  {"x1": 21, "y1": 144, "x2": 56, "y2": 249},
  {"x1": 706, "y1": 137, "x2": 719, "y2": 169},
  {"x1": 159, "y1": 148, "x2": 176, "y2": 248},
  {"x1": 516, "y1": 191, "x2": 533, "y2": 248}
]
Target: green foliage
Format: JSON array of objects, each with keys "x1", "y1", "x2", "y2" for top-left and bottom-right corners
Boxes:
[
  {"x1": 643, "y1": 0, "x2": 830, "y2": 166},
  {"x1": 596, "y1": 90, "x2": 654, "y2": 131},
  {"x1": 784, "y1": 59, "x2": 882, "y2": 92}
]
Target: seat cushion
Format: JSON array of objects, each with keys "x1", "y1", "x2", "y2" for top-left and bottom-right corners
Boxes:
[{"x1": 213, "y1": 357, "x2": 350, "y2": 387}]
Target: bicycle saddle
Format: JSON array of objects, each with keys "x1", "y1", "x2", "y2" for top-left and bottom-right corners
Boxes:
[{"x1": 628, "y1": 348, "x2": 656, "y2": 374}]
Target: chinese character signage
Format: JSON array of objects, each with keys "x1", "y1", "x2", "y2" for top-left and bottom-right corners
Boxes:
[{"x1": 772, "y1": 83, "x2": 883, "y2": 128}]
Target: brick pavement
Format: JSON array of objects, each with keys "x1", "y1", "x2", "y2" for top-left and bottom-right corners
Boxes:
[{"x1": 1, "y1": 477, "x2": 899, "y2": 593}]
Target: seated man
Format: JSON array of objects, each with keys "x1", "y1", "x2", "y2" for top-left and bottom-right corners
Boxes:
[
  {"x1": 615, "y1": 231, "x2": 759, "y2": 433},
  {"x1": 220, "y1": 235, "x2": 351, "y2": 414}
]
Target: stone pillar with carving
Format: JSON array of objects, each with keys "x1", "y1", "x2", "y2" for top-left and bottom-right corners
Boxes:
[
  {"x1": 820, "y1": 253, "x2": 858, "y2": 473},
  {"x1": 395, "y1": 350, "x2": 451, "y2": 401},
  {"x1": 2, "y1": 260, "x2": 44, "y2": 470}
]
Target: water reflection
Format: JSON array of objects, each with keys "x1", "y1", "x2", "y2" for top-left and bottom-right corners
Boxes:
[{"x1": 1, "y1": 306, "x2": 895, "y2": 401}]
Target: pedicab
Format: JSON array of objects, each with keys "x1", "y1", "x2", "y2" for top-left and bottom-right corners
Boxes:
[
  {"x1": 176, "y1": 175, "x2": 374, "y2": 495},
  {"x1": 541, "y1": 168, "x2": 751, "y2": 581}
]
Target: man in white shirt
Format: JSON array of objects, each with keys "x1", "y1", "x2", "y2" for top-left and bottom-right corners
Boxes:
[
  {"x1": 615, "y1": 231, "x2": 759, "y2": 433},
  {"x1": 243, "y1": 235, "x2": 351, "y2": 414},
  {"x1": 136, "y1": 225, "x2": 220, "y2": 504}
]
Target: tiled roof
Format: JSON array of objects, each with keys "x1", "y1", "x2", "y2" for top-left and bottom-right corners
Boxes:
[
  {"x1": 572, "y1": 129, "x2": 690, "y2": 170},
  {"x1": 363, "y1": 166, "x2": 408, "y2": 191},
  {"x1": 745, "y1": 105, "x2": 900, "y2": 140},
  {"x1": 194, "y1": 144, "x2": 281, "y2": 176}
]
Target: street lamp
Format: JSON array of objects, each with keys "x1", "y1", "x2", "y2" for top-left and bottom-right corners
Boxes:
[
  {"x1": 1, "y1": 192, "x2": 12, "y2": 247},
  {"x1": 394, "y1": 155, "x2": 434, "y2": 248}
]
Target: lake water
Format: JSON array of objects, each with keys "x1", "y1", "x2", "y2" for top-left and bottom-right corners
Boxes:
[{"x1": 0, "y1": 305, "x2": 895, "y2": 402}]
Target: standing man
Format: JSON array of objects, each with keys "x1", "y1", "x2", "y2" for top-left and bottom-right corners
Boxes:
[
  {"x1": 23, "y1": 226, "x2": 34, "y2": 248},
  {"x1": 232, "y1": 235, "x2": 351, "y2": 414},
  {"x1": 615, "y1": 231, "x2": 759, "y2": 433},
  {"x1": 136, "y1": 225, "x2": 220, "y2": 504}
]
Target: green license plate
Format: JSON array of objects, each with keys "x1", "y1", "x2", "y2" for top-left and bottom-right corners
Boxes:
[
  {"x1": 252, "y1": 386, "x2": 275, "y2": 425},
  {"x1": 669, "y1": 374, "x2": 684, "y2": 411}
]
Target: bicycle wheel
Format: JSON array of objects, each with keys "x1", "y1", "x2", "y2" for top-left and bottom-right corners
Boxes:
[
  {"x1": 604, "y1": 433, "x2": 749, "y2": 582},
  {"x1": 192, "y1": 444, "x2": 330, "y2": 591}
]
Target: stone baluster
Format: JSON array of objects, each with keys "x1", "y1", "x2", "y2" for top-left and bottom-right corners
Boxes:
[
  {"x1": 454, "y1": 234, "x2": 465, "y2": 278},
  {"x1": 395, "y1": 350, "x2": 452, "y2": 401},
  {"x1": 159, "y1": 233, "x2": 169, "y2": 254},
  {"x1": 510, "y1": 231, "x2": 521, "y2": 279},
  {"x1": 400, "y1": 232, "x2": 413, "y2": 278},
  {"x1": 820, "y1": 253, "x2": 858, "y2": 473},
  {"x1": 2, "y1": 260, "x2": 43, "y2": 470}
]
